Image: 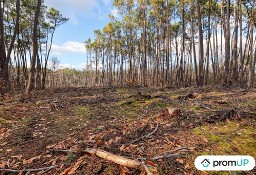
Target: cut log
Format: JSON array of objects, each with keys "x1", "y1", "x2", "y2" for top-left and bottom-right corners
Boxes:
[{"x1": 154, "y1": 107, "x2": 181, "y2": 120}]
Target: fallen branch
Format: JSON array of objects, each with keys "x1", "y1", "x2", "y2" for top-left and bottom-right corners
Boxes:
[
  {"x1": 151, "y1": 153, "x2": 180, "y2": 161},
  {"x1": 0, "y1": 165, "x2": 58, "y2": 173},
  {"x1": 129, "y1": 122, "x2": 159, "y2": 144},
  {"x1": 199, "y1": 105, "x2": 219, "y2": 112},
  {"x1": 84, "y1": 148, "x2": 143, "y2": 170},
  {"x1": 167, "y1": 147, "x2": 189, "y2": 153},
  {"x1": 51, "y1": 148, "x2": 156, "y2": 174},
  {"x1": 51, "y1": 147, "x2": 190, "y2": 174},
  {"x1": 51, "y1": 148, "x2": 142, "y2": 170},
  {"x1": 151, "y1": 147, "x2": 189, "y2": 161}
]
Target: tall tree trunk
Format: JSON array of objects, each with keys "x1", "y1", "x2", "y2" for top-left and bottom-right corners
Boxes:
[
  {"x1": 224, "y1": 0, "x2": 231, "y2": 84},
  {"x1": 219, "y1": 0, "x2": 224, "y2": 83},
  {"x1": 204, "y1": 0, "x2": 211, "y2": 85},
  {"x1": 3, "y1": 0, "x2": 20, "y2": 88},
  {"x1": 166, "y1": 1, "x2": 170, "y2": 86},
  {"x1": 248, "y1": 0, "x2": 255, "y2": 88},
  {"x1": 180, "y1": 0, "x2": 185, "y2": 85},
  {"x1": 0, "y1": 0, "x2": 7, "y2": 87},
  {"x1": 197, "y1": 0, "x2": 204, "y2": 86},
  {"x1": 190, "y1": 2, "x2": 198, "y2": 85},
  {"x1": 142, "y1": 1, "x2": 147, "y2": 86},
  {"x1": 42, "y1": 27, "x2": 56, "y2": 89},
  {"x1": 239, "y1": 0, "x2": 244, "y2": 86},
  {"x1": 232, "y1": 0, "x2": 239, "y2": 82},
  {"x1": 25, "y1": 0, "x2": 41, "y2": 95}
]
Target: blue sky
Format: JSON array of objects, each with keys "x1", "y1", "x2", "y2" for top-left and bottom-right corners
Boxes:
[{"x1": 44, "y1": 0, "x2": 117, "y2": 69}]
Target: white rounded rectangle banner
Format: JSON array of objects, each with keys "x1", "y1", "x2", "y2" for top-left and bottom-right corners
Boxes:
[{"x1": 195, "y1": 156, "x2": 255, "y2": 171}]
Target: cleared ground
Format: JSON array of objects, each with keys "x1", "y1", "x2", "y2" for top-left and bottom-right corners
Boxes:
[{"x1": 0, "y1": 86, "x2": 256, "y2": 175}]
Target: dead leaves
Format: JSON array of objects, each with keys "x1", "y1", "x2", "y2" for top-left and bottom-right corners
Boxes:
[
  {"x1": 59, "y1": 156, "x2": 86, "y2": 175},
  {"x1": 0, "y1": 128, "x2": 12, "y2": 140},
  {"x1": 1, "y1": 87, "x2": 226, "y2": 175},
  {"x1": 23, "y1": 155, "x2": 41, "y2": 164}
]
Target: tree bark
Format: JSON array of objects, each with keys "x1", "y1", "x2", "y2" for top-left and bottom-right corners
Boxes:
[
  {"x1": 197, "y1": 0, "x2": 204, "y2": 86},
  {"x1": 224, "y1": 0, "x2": 231, "y2": 84},
  {"x1": 25, "y1": 0, "x2": 41, "y2": 95},
  {"x1": 0, "y1": 0, "x2": 6, "y2": 81},
  {"x1": 232, "y1": 0, "x2": 239, "y2": 82},
  {"x1": 2, "y1": 0, "x2": 20, "y2": 88}
]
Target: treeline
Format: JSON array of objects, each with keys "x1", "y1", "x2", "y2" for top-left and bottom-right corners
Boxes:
[
  {"x1": 46, "y1": 68, "x2": 91, "y2": 88},
  {"x1": 84, "y1": 0, "x2": 256, "y2": 88},
  {"x1": 0, "y1": 0, "x2": 67, "y2": 95}
]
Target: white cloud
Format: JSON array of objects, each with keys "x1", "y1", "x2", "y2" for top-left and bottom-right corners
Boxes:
[{"x1": 51, "y1": 41, "x2": 86, "y2": 55}]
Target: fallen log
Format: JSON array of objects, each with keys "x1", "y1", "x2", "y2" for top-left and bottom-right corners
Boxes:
[
  {"x1": 84, "y1": 148, "x2": 143, "y2": 170},
  {"x1": 51, "y1": 148, "x2": 156, "y2": 174}
]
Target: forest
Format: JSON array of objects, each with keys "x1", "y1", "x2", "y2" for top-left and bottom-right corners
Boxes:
[
  {"x1": 0, "y1": 0, "x2": 256, "y2": 175},
  {"x1": 83, "y1": 0, "x2": 256, "y2": 88}
]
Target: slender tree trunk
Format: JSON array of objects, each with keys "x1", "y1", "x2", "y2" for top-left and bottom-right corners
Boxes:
[
  {"x1": 239, "y1": 0, "x2": 244, "y2": 86},
  {"x1": 166, "y1": 2, "x2": 170, "y2": 86},
  {"x1": 3, "y1": 0, "x2": 20, "y2": 87},
  {"x1": 224, "y1": 0, "x2": 231, "y2": 84},
  {"x1": 197, "y1": 0, "x2": 204, "y2": 86},
  {"x1": 190, "y1": 2, "x2": 198, "y2": 85},
  {"x1": 232, "y1": 0, "x2": 239, "y2": 82},
  {"x1": 142, "y1": 1, "x2": 147, "y2": 86},
  {"x1": 204, "y1": 0, "x2": 211, "y2": 85},
  {"x1": 248, "y1": 0, "x2": 255, "y2": 88},
  {"x1": 42, "y1": 27, "x2": 56, "y2": 89},
  {"x1": 0, "y1": 0, "x2": 7, "y2": 86},
  {"x1": 219, "y1": 0, "x2": 224, "y2": 82},
  {"x1": 180, "y1": 1, "x2": 185, "y2": 85},
  {"x1": 25, "y1": 0, "x2": 41, "y2": 95}
]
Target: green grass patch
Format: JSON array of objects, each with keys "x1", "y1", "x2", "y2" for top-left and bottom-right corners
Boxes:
[
  {"x1": 74, "y1": 106, "x2": 91, "y2": 119},
  {"x1": 193, "y1": 121, "x2": 256, "y2": 157},
  {"x1": 155, "y1": 102, "x2": 171, "y2": 108},
  {"x1": 111, "y1": 98, "x2": 156, "y2": 120},
  {"x1": 119, "y1": 98, "x2": 154, "y2": 107}
]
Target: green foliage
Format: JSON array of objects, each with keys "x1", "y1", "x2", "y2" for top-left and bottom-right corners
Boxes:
[
  {"x1": 170, "y1": 22, "x2": 181, "y2": 37},
  {"x1": 103, "y1": 23, "x2": 114, "y2": 34},
  {"x1": 46, "y1": 8, "x2": 69, "y2": 27}
]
